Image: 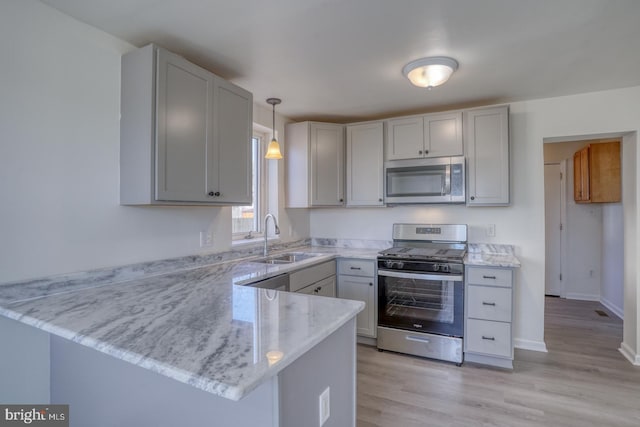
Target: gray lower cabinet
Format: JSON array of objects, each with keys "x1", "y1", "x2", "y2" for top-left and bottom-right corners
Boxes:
[
  {"x1": 464, "y1": 265, "x2": 515, "y2": 368},
  {"x1": 337, "y1": 259, "x2": 377, "y2": 337},
  {"x1": 296, "y1": 275, "x2": 336, "y2": 297},
  {"x1": 290, "y1": 260, "x2": 337, "y2": 298},
  {"x1": 120, "y1": 44, "x2": 252, "y2": 205}
]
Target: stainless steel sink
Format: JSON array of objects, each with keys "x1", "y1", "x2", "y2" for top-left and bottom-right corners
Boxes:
[{"x1": 252, "y1": 252, "x2": 318, "y2": 264}]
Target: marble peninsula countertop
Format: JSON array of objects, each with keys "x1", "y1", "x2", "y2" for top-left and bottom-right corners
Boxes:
[
  {"x1": 464, "y1": 243, "x2": 521, "y2": 268},
  {"x1": 0, "y1": 242, "x2": 379, "y2": 401}
]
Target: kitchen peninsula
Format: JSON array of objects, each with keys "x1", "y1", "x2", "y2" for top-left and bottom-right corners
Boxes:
[{"x1": 0, "y1": 245, "x2": 365, "y2": 427}]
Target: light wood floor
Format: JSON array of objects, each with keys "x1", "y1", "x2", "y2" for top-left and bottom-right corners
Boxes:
[{"x1": 356, "y1": 297, "x2": 640, "y2": 427}]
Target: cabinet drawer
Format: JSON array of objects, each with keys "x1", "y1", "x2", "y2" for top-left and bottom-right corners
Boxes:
[
  {"x1": 467, "y1": 285, "x2": 512, "y2": 322},
  {"x1": 467, "y1": 267, "x2": 512, "y2": 288},
  {"x1": 338, "y1": 259, "x2": 375, "y2": 277},
  {"x1": 297, "y1": 275, "x2": 336, "y2": 297},
  {"x1": 466, "y1": 319, "x2": 511, "y2": 358},
  {"x1": 290, "y1": 260, "x2": 336, "y2": 292}
]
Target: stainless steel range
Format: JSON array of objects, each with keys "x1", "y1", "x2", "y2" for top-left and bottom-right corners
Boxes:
[{"x1": 377, "y1": 223, "x2": 467, "y2": 365}]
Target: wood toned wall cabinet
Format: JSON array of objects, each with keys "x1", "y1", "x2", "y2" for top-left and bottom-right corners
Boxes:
[{"x1": 573, "y1": 141, "x2": 620, "y2": 203}]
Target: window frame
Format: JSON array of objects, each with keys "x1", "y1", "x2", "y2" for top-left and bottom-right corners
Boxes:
[{"x1": 231, "y1": 129, "x2": 268, "y2": 240}]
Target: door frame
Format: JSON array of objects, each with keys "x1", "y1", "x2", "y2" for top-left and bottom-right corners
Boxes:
[{"x1": 544, "y1": 160, "x2": 568, "y2": 298}]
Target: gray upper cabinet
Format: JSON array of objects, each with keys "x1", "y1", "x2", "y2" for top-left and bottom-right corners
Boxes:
[
  {"x1": 346, "y1": 122, "x2": 384, "y2": 207},
  {"x1": 120, "y1": 44, "x2": 252, "y2": 205},
  {"x1": 465, "y1": 106, "x2": 510, "y2": 206},
  {"x1": 213, "y1": 79, "x2": 252, "y2": 204},
  {"x1": 286, "y1": 122, "x2": 345, "y2": 208},
  {"x1": 386, "y1": 111, "x2": 462, "y2": 160}
]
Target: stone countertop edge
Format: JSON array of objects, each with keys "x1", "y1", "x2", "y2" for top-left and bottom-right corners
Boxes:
[
  {"x1": 0, "y1": 245, "x2": 374, "y2": 401},
  {"x1": 464, "y1": 243, "x2": 521, "y2": 268},
  {"x1": 0, "y1": 298, "x2": 364, "y2": 402}
]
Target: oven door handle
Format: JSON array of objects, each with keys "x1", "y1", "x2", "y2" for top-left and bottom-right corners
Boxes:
[{"x1": 378, "y1": 269, "x2": 463, "y2": 282}]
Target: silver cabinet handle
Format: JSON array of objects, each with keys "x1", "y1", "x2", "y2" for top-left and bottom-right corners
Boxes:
[
  {"x1": 369, "y1": 282, "x2": 373, "y2": 287},
  {"x1": 350, "y1": 266, "x2": 361, "y2": 270},
  {"x1": 482, "y1": 275, "x2": 497, "y2": 279},
  {"x1": 482, "y1": 302, "x2": 496, "y2": 306},
  {"x1": 482, "y1": 336, "x2": 495, "y2": 341}
]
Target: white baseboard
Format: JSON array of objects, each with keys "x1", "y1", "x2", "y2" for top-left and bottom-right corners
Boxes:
[
  {"x1": 565, "y1": 292, "x2": 599, "y2": 301},
  {"x1": 600, "y1": 297, "x2": 624, "y2": 319},
  {"x1": 514, "y1": 338, "x2": 548, "y2": 353},
  {"x1": 619, "y1": 342, "x2": 640, "y2": 365},
  {"x1": 356, "y1": 336, "x2": 377, "y2": 347}
]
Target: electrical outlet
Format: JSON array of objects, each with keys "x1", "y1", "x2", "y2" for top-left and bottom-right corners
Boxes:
[
  {"x1": 486, "y1": 224, "x2": 496, "y2": 237},
  {"x1": 319, "y1": 387, "x2": 330, "y2": 426},
  {"x1": 199, "y1": 231, "x2": 213, "y2": 248}
]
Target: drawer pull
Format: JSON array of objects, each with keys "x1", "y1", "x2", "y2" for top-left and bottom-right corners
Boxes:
[
  {"x1": 350, "y1": 267, "x2": 362, "y2": 270},
  {"x1": 482, "y1": 275, "x2": 497, "y2": 279},
  {"x1": 482, "y1": 302, "x2": 496, "y2": 306},
  {"x1": 406, "y1": 335, "x2": 430, "y2": 344},
  {"x1": 482, "y1": 336, "x2": 496, "y2": 341}
]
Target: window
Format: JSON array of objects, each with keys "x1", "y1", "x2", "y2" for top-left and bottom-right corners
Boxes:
[{"x1": 232, "y1": 132, "x2": 266, "y2": 238}]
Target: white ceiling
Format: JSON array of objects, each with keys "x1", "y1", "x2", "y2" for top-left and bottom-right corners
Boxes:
[{"x1": 41, "y1": 0, "x2": 640, "y2": 122}]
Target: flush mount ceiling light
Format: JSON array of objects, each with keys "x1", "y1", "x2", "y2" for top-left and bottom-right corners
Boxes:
[
  {"x1": 402, "y1": 56, "x2": 459, "y2": 89},
  {"x1": 265, "y1": 98, "x2": 283, "y2": 160}
]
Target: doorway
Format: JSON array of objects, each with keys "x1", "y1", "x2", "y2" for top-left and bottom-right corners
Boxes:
[{"x1": 543, "y1": 138, "x2": 624, "y2": 314}]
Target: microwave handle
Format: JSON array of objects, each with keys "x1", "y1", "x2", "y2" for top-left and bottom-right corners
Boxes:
[{"x1": 443, "y1": 164, "x2": 451, "y2": 196}]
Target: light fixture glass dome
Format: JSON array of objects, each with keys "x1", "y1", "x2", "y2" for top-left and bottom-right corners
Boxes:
[
  {"x1": 402, "y1": 57, "x2": 459, "y2": 89},
  {"x1": 265, "y1": 98, "x2": 283, "y2": 159},
  {"x1": 265, "y1": 138, "x2": 283, "y2": 159}
]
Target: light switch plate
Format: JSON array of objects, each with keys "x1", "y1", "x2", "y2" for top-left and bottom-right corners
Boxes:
[
  {"x1": 199, "y1": 231, "x2": 214, "y2": 248},
  {"x1": 319, "y1": 387, "x2": 330, "y2": 426}
]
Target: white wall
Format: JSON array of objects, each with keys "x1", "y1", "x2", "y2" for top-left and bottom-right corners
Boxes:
[
  {"x1": 311, "y1": 87, "x2": 640, "y2": 355},
  {"x1": 602, "y1": 204, "x2": 624, "y2": 318},
  {"x1": 0, "y1": 0, "x2": 303, "y2": 283}
]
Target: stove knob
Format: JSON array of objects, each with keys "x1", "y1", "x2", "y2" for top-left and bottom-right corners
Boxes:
[
  {"x1": 442, "y1": 265, "x2": 450, "y2": 273},
  {"x1": 385, "y1": 260, "x2": 394, "y2": 269},
  {"x1": 397, "y1": 262, "x2": 404, "y2": 269},
  {"x1": 433, "y1": 264, "x2": 440, "y2": 272}
]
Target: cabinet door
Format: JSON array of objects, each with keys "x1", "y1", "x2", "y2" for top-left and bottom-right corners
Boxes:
[
  {"x1": 298, "y1": 275, "x2": 336, "y2": 297},
  {"x1": 589, "y1": 142, "x2": 620, "y2": 203},
  {"x1": 573, "y1": 148, "x2": 590, "y2": 202},
  {"x1": 424, "y1": 111, "x2": 463, "y2": 157},
  {"x1": 465, "y1": 106, "x2": 510, "y2": 206},
  {"x1": 386, "y1": 116, "x2": 424, "y2": 160},
  {"x1": 346, "y1": 122, "x2": 384, "y2": 206},
  {"x1": 155, "y1": 49, "x2": 213, "y2": 202},
  {"x1": 338, "y1": 275, "x2": 376, "y2": 337},
  {"x1": 573, "y1": 151, "x2": 583, "y2": 201},
  {"x1": 211, "y1": 78, "x2": 253, "y2": 204},
  {"x1": 310, "y1": 123, "x2": 344, "y2": 206}
]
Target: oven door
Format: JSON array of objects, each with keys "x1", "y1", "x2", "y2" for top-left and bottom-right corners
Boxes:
[{"x1": 378, "y1": 269, "x2": 464, "y2": 337}]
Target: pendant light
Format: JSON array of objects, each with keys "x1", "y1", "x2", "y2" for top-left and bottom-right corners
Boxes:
[{"x1": 265, "y1": 98, "x2": 283, "y2": 159}]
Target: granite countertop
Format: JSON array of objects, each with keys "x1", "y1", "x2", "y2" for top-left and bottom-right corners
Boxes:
[
  {"x1": 0, "y1": 244, "x2": 374, "y2": 401},
  {"x1": 464, "y1": 243, "x2": 521, "y2": 268}
]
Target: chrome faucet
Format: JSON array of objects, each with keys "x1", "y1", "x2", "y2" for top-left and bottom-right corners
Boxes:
[{"x1": 263, "y1": 213, "x2": 280, "y2": 257}]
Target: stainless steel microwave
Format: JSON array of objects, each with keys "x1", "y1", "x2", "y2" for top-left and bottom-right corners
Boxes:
[{"x1": 384, "y1": 156, "x2": 465, "y2": 204}]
